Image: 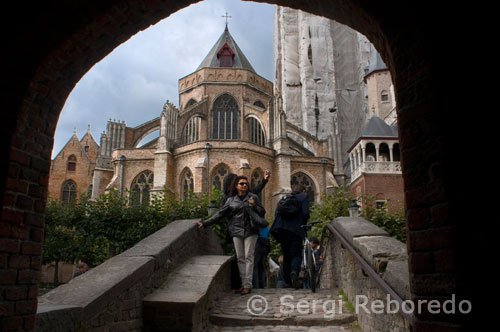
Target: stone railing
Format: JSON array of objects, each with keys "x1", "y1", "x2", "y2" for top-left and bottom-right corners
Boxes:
[
  {"x1": 36, "y1": 219, "x2": 223, "y2": 332},
  {"x1": 319, "y1": 217, "x2": 411, "y2": 332},
  {"x1": 351, "y1": 161, "x2": 402, "y2": 182}
]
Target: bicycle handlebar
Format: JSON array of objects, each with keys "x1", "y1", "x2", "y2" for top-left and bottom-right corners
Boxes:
[{"x1": 300, "y1": 221, "x2": 321, "y2": 229}]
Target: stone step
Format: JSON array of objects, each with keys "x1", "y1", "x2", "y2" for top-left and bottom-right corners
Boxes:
[
  {"x1": 208, "y1": 289, "x2": 357, "y2": 329},
  {"x1": 143, "y1": 255, "x2": 233, "y2": 332}
]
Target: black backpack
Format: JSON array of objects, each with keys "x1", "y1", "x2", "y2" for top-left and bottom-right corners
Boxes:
[{"x1": 276, "y1": 193, "x2": 300, "y2": 218}]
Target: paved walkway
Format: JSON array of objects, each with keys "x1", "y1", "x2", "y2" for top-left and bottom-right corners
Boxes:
[{"x1": 208, "y1": 288, "x2": 358, "y2": 331}]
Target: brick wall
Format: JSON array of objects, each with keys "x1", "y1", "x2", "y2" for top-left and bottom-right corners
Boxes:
[{"x1": 0, "y1": 1, "x2": 471, "y2": 332}]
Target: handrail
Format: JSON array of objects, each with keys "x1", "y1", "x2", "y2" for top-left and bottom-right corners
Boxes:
[{"x1": 319, "y1": 223, "x2": 415, "y2": 324}]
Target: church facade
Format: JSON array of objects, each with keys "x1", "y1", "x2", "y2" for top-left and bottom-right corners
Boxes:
[
  {"x1": 49, "y1": 15, "x2": 401, "y2": 214},
  {"x1": 51, "y1": 26, "x2": 337, "y2": 213}
]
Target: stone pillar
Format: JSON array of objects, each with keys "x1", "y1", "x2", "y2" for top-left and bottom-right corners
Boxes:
[
  {"x1": 273, "y1": 155, "x2": 292, "y2": 207},
  {"x1": 151, "y1": 150, "x2": 172, "y2": 198}
]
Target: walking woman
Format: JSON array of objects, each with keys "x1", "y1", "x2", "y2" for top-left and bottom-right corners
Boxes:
[{"x1": 196, "y1": 175, "x2": 265, "y2": 295}]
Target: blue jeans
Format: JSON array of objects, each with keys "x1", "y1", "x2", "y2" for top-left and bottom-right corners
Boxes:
[{"x1": 278, "y1": 229, "x2": 303, "y2": 286}]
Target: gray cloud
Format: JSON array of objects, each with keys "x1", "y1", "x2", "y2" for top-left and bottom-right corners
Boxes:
[{"x1": 53, "y1": 0, "x2": 275, "y2": 157}]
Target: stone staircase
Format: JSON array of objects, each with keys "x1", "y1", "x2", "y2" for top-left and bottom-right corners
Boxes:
[
  {"x1": 142, "y1": 255, "x2": 233, "y2": 332},
  {"x1": 207, "y1": 288, "x2": 358, "y2": 332}
]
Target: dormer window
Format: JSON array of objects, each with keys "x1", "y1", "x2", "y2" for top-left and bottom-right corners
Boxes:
[{"x1": 218, "y1": 43, "x2": 234, "y2": 67}]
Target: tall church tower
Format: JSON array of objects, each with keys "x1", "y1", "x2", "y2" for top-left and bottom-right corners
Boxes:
[{"x1": 274, "y1": 7, "x2": 381, "y2": 184}]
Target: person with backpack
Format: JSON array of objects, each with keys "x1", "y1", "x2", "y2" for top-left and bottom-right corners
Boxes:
[{"x1": 270, "y1": 184, "x2": 310, "y2": 288}]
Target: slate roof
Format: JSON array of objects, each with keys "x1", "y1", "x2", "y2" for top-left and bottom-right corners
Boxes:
[
  {"x1": 360, "y1": 114, "x2": 398, "y2": 138},
  {"x1": 365, "y1": 52, "x2": 388, "y2": 77},
  {"x1": 196, "y1": 26, "x2": 256, "y2": 73}
]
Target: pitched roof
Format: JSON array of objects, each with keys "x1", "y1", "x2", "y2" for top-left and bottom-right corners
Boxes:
[
  {"x1": 196, "y1": 26, "x2": 256, "y2": 73},
  {"x1": 360, "y1": 114, "x2": 398, "y2": 138},
  {"x1": 364, "y1": 52, "x2": 388, "y2": 77}
]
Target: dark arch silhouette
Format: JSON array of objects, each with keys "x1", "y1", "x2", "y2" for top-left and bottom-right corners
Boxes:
[{"x1": 0, "y1": 1, "x2": 482, "y2": 331}]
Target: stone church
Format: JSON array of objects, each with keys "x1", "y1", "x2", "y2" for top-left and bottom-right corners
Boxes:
[{"x1": 49, "y1": 8, "x2": 401, "y2": 213}]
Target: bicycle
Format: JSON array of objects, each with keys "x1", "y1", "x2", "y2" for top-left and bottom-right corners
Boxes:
[{"x1": 300, "y1": 221, "x2": 321, "y2": 292}]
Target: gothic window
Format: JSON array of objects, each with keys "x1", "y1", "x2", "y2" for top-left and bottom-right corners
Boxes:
[
  {"x1": 291, "y1": 172, "x2": 315, "y2": 203},
  {"x1": 251, "y1": 169, "x2": 264, "y2": 202},
  {"x1": 130, "y1": 170, "x2": 153, "y2": 206},
  {"x1": 212, "y1": 165, "x2": 229, "y2": 191},
  {"x1": 67, "y1": 155, "x2": 76, "y2": 171},
  {"x1": 253, "y1": 100, "x2": 265, "y2": 109},
  {"x1": 212, "y1": 94, "x2": 239, "y2": 140},
  {"x1": 185, "y1": 98, "x2": 197, "y2": 109},
  {"x1": 249, "y1": 117, "x2": 265, "y2": 146},
  {"x1": 61, "y1": 180, "x2": 76, "y2": 204},
  {"x1": 183, "y1": 116, "x2": 201, "y2": 145},
  {"x1": 181, "y1": 169, "x2": 194, "y2": 198}
]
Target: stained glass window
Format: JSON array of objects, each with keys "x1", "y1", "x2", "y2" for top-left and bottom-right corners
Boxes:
[
  {"x1": 130, "y1": 170, "x2": 154, "y2": 206},
  {"x1": 62, "y1": 180, "x2": 76, "y2": 204},
  {"x1": 182, "y1": 169, "x2": 194, "y2": 198},
  {"x1": 212, "y1": 165, "x2": 229, "y2": 191},
  {"x1": 212, "y1": 94, "x2": 239, "y2": 140},
  {"x1": 249, "y1": 117, "x2": 265, "y2": 146},
  {"x1": 291, "y1": 172, "x2": 315, "y2": 203}
]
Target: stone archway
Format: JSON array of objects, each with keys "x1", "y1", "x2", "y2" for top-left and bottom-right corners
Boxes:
[{"x1": 0, "y1": 1, "x2": 477, "y2": 331}]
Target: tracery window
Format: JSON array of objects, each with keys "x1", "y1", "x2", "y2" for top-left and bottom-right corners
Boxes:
[
  {"x1": 212, "y1": 94, "x2": 239, "y2": 140},
  {"x1": 61, "y1": 180, "x2": 76, "y2": 204},
  {"x1": 249, "y1": 117, "x2": 265, "y2": 146},
  {"x1": 291, "y1": 172, "x2": 315, "y2": 203},
  {"x1": 183, "y1": 116, "x2": 201, "y2": 145},
  {"x1": 212, "y1": 165, "x2": 229, "y2": 191},
  {"x1": 181, "y1": 169, "x2": 194, "y2": 198},
  {"x1": 67, "y1": 155, "x2": 76, "y2": 171},
  {"x1": 130, "y1": 170, "x2": 153, "y2": 206}
]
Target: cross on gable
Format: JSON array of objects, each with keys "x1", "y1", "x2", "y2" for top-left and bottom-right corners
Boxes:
[{"x1": 222, "y1": 12, "x2": 232, "y2": 27}]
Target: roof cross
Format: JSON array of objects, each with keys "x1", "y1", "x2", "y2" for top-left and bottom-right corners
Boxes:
[{"x1": 222, "y1": 12, "x2": 232, "y2": 27}]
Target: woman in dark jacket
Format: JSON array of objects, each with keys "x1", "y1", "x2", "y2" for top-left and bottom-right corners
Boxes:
[{"x1": 197, "y1": 175, "x2": 265, "y2": 295}]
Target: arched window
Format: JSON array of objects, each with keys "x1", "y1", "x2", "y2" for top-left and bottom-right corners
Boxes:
[
  {"x1": 185, "y1": 98, "x2": 197, "y2": 109},
  {"x1": 365, "y1": 143, "x2": 376, "y2": 161},
  {"x1": 130, "y1": 170, "x2": 153, "y2": 206},
  {"x1": 182, "y1": 116, "x2": 201, "y2": 145},
  {"x1": 254, "y1": 100, "x2": 265, "y2": 109},
  {"x1": 61, "y1": 180, "x2": 76, "y2": 204},
  {"x1": 291, "y1": 172, "x2": 315, "y2": 203},
  {"x1": 393, "y1": 143, "x2": 401, "y2": 161},
  {"x1": 379, "y1": 143, "x2": 390, "y2": 161},
  {"x1": 181, "y1": 169, "x2": 194, "y2": 198},
  {"x1": 67, "y1": 155, "x2": 76, "y2": 171},
  {"x1": 251, "y1": 169, "x2": 264, "y2": 202},
  {"x1": 212, "y1": 165, "x2": 229, "y2": 191},
  {"x1": 249, "y1": 117, "x2": 265, "y2": 146},
  {"x1": 212, "y1": 94, "x2": 239, "y2": 140}
]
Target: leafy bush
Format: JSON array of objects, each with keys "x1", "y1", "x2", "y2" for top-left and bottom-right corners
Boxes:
[{"x1": 44, "y1": 188, "x2": 222, "y2": 272}]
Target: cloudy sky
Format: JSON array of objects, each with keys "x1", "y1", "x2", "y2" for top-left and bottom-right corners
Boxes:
[{"x1": 53, "y1": 0, "x2": 276, "y2": 157}]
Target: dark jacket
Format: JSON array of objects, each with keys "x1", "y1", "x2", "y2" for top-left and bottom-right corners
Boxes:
[
  {"x1": 270, "y1": 191, "x2": 310, "y2": 240},
  {"x1": 203, "y1": 192, "x2": 266, "y2": 238}
]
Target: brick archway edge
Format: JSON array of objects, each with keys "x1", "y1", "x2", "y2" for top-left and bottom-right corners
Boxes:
[{"x1": 0, "y1": 1, "x2": 483, "y2": 331}]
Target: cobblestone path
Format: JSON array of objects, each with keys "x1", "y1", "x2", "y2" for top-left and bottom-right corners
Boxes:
[{"x1": 208, "y1": 288, "x2": 358, "y2": 331}]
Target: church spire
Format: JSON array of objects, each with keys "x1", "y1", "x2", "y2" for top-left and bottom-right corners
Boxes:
[{"x1": 196, "y1": 24, "x2": 256, "y2": 73}]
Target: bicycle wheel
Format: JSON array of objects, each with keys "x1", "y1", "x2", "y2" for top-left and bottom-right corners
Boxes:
[{"x1": 306, "y1": 244, "x2": 317, "y2": 292}]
